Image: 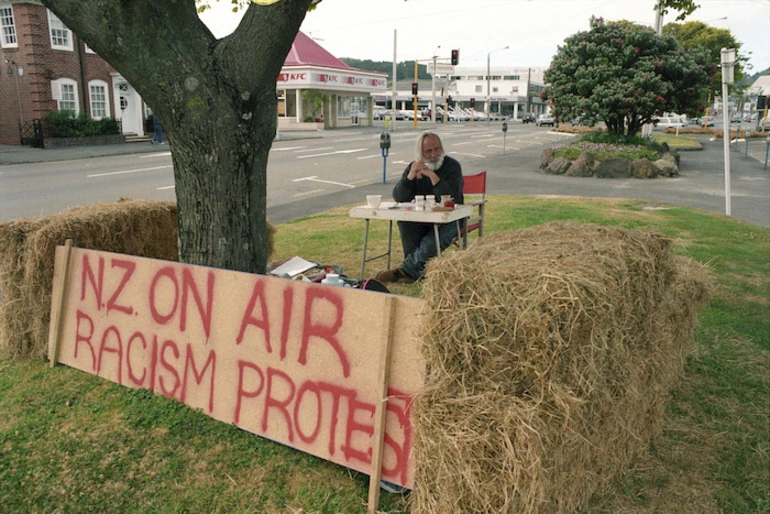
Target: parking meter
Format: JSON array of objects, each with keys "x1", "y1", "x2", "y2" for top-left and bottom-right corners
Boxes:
[
  {"x1": 380, "y1": 131, "x2": 391, "y2": 150},
  {"x1": 380, "y1": 131, "x2": 391, "y2": 183},
  {"x1": 502, "y1": 120, "x2": 508, "y2": 133}
]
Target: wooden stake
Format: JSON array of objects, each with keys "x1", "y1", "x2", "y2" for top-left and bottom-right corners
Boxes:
[
  {"x1": 367, "y1": 295, "x2": 398, "y2": 512},
  {"x1": 47, "y1": 239, "x2": 73, "y2": 368}
]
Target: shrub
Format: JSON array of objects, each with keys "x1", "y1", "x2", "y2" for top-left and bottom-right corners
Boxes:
[{"x1": 46, "y1": 110, "x2": 121, "y2": 137}]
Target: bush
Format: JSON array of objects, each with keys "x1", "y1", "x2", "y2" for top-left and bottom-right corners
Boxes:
[{"x1": 46, "y1": 110, "x2": 121, "y2": 137}]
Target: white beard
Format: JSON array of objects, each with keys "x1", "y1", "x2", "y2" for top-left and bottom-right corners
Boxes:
[{"x1": 424, "y1": 154, "x2": 445, "y2": 171}]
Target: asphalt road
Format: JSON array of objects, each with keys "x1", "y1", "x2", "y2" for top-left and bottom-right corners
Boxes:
[{"x1": 1, "y1": 122, "x2": 768, "y2": 227}]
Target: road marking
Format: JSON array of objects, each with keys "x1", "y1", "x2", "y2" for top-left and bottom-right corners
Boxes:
[
  {"x1": 293, "y1": 176, "x2": 356, "y2": 188},
  {"x1": 297, "y1": 148, "x2": 367, "y2": 159},
  {"x1": 296, "y1": 146, "x2": 333, "y2": 153},
  {"x1": 157, "y1": 185, "x2": 175, "y2": 190},
  {"x1": 294, "y1": 189, "x2": 324, "y2": 197},
  {"x1": 350, "y1": 178, "x2": 371, "y2": 185},
  {"x1": 454, "y1": 141, "x2": 475, "y2": 146},
  {"x1": 452, "y1": 152, "x2": 486, "y2": 158},
  {"x1": 271, "y1": 146, "x2": 306, "y2": 152},
  {"x1": 87, "y1": 165, "x2": 172, "y2": 178},
  {"x1": 471, "y1": 133, "x2": 496, "y2": 138},
  {"x1": 357, "y1": 153, "x2": 393, "y2": 160},
  {"x1": 139, "y1": 152, "x2": 171, "y2": 158}
]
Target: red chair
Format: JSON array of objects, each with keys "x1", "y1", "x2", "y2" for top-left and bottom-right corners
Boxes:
[{"x1": 461, "y1": 171, "x2": 487, "y2": 247}]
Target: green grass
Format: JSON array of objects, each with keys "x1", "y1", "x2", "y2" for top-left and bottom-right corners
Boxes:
[
  {"x1": 2, "y1": 196, "x2": 768, "y2": 513},
  {"x1": 652, "y1": 133, "x2": 703, "y2": 150}
]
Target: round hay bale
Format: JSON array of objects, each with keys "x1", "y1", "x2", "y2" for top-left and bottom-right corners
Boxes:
[{"x1": 410, "y1": 221, "x2": 711, "y2": 513}]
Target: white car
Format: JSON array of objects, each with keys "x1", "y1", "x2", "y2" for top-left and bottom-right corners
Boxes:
[{"x1": 654, "y1": 116, "x2": 689, "y2": 130}]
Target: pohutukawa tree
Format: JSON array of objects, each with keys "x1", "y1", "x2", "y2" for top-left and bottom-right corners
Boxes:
[
  {"x1": 41, "y1": 0, "x2": 318, "y2": 274},
  {"x1": 544, "y1": 20, "x2": 713, "y2": 137}
]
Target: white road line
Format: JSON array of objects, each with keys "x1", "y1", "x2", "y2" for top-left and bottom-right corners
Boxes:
[
  {"x1": 157, "y1": 185, "x2": 175, "y2": 190},
  {"x1": 139, "y1": 152, "x2": 171, "y2": 158},
  {"x1": 452, "y1": 152, "x2": 486, "y2": 158},
  {"x1": 293, "y1": 176, "x2": 356, "y2": 188},
  {"x1": 296, "y1": 148, "x2": 367, "y2": 159},
  {"x1": 271, "y1": 146, "x2": 306, "y2": 151},
  {"x1": 471, "y1": 133, "x2": 497, "y2": 138},
  {"x1": 357, "y1": 153, "x2": 391, "y2": 160},
  {"x1": 87, "y1": 165, "x2": 172, "y2": 178},
  {"x1": 453, "y1": 141, "x2": 475, "y2": 146},
  {"x1": 296, "y1": 146, "x2": 333, "y2": 153}
]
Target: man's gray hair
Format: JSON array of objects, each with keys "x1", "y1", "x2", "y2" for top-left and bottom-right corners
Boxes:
[{"x1": 415, "y1": 131, "x2": 444, "y2": 161}]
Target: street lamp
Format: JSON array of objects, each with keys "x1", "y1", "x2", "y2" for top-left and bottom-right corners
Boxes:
[
  {"x1": 431, "y1": 45, "x2": 441, "y2": 124},
  {"x1": 486, "y1": 45, "x2": 508, "y2": 124},
  {"x1": 721, "y1": 47, "x2": 736, "y2": 216}
]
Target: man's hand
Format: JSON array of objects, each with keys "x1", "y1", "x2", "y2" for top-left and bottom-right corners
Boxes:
[{"x1": 407, "y1": 161, "x2": 440, "y2": 185}]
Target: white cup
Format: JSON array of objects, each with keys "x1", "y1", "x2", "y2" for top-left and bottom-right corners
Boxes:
[
  {"x1": 415, "y1": 196, "x2": 424, "y2": 210},
  {"x1": 425, "y1": 196, "x2": 436, "y2": 209},
  {"x1": 366, "y1": 195, "x2": 382, "y2": 208}
]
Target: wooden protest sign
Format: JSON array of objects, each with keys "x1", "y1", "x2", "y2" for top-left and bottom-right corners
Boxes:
[{"x1": 48, "y1": 246, "x2": 426, "y2": 490}]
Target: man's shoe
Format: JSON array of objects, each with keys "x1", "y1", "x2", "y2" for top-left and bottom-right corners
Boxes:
[{"x1": 375, "y1": 268, "x2": 415, "y2": 284}]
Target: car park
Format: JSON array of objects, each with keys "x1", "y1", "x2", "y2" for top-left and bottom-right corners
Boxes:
[{"x1": 536, "y1": 114, "x2": 555, "y2": 126}]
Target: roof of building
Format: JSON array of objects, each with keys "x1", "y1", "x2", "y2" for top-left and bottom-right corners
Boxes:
[
  {"x1": 750, "y1": 75, "x2": 770, "y2": 95},
  {"x1": 284, "y1": 31, "x2": 353, "y2": 70}
]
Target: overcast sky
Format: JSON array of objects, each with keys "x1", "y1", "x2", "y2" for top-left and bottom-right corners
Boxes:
[{"x1": 199, "y1": 0, "x2": 769, "y2": 74}]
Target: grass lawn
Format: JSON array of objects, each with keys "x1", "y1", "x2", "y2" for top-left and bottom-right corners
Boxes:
[
  {"x1": 1, "y1": 196, "x2": 768, "y2": 513},
  {"x1": 651, "y1": 133, "x2": 703, "y2": 150}
]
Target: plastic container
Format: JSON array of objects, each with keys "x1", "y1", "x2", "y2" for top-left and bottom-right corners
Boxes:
[{"x1": 321, "y1": 273, "x2": 343, "y2": 286}]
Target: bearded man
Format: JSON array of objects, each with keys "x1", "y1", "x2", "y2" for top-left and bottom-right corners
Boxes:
[{"x1": 375, "y1": 131, "x2": 465, "y2": 284}]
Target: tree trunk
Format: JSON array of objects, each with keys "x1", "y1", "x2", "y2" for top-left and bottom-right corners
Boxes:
[{"x1": 42, "y1": 0, "x2": 314, "y2": 274}]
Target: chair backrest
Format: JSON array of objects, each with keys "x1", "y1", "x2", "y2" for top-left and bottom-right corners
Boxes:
[{"x1": 463, "y1": 171, "x2": 487, "y2": 195}]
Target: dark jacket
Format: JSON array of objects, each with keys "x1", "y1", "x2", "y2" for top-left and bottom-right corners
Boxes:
[{"x1": 392, "y1": 155, "x2": 464, "y2": 205}]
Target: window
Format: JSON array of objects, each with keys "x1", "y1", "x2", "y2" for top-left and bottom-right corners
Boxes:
[
  {"x1": 504, "y1": 75, "x2": 520, "y2": 81},
  {"x1": 0, "y1": 3, "x2": 16, "y2": 48},
  {"x1": 475, "y1": 85, "x2": 482, "y2": 93},
  {"x1": 48, "y1": 9, "x2": 73, "y2": 51},
  {"x1": 52, "y1": 78, "x2": 79, "y2": 113},
  {"x1": 89, "y1": 81, "x2": 109, "y2": 119}
]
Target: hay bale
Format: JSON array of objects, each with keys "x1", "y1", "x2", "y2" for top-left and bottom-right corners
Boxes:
[
  {"x1": 411, "y1": 221, "x2": 711, "y2": 514},
  {"x1": 1, "y1": 199, "x2": 277, "y2": 360}
]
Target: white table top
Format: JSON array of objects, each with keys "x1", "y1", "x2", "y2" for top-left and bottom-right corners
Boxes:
[{"x1": 349, "y1": 202, "x2": 472, "y2": 223}]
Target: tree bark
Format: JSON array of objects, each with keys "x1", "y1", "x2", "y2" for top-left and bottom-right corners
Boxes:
[{"x1": 42, "y1": 0, "x2": 314, "y2": 274}]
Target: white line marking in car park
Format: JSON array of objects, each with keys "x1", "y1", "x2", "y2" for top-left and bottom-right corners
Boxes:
[
  {"x1": 293, "y1": 176, "x2": 356, "y2": 188},
  {"x1": 471, "y1": 133, "x2": 496, "y2": 138},
  {"x1": 392, "y1": 160, "x2": 409, "y2": 165},
  {"x1": 357, "y1": 153, "x2": 393, "y2": 160},
  {"x1": 87, "y1": 165, "x2": 173, "y2": 178},
  {"x1": 453, "y1": 141, "x2": 475, "y2": 146},
  {"x1": 297, "y1": 148, "x2": 366, "y2": 159},
  {"x1": 271, "y1": 146, "x2": 306, "y2": 152},
  {"x1": 157, "y1": 185, "x2": 175, "y2": 190},
  {"x1": 139, "y1": 152, "x2": 171, "y2": 158},
  {"x1": 452, "y1": 152, "x2": 486, "y2": 158}
]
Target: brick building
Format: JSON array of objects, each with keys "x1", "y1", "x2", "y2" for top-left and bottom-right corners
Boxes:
[{"x1": 0, "y1": 1, "x2": 146, "y2": 145}]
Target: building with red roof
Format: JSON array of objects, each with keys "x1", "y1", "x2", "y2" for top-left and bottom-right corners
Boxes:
[{"x1": 277, "y1": 31, "x2": 387, "y2": 129}]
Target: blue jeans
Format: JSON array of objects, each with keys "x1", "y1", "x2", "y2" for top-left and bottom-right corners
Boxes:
[{"x1": 398, "y1": 221, "x2": 459, "y2": 279}]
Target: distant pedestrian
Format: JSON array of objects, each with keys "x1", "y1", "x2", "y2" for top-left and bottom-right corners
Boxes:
[{"x1": 151, "y1": 114, "x2": 164, "y2": 144}]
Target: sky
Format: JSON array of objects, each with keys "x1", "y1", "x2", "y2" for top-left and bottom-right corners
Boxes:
[{"x1": 198, "y1": 0, "x2": 770, "y2": 75}]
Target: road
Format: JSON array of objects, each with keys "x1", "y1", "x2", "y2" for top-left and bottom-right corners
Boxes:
[
  {"x1": 1, "y1": 122, "x2": 768, "y2": 227},
  {"x1": 0, "y1": 123, "x2": 563, "y2": 222}
]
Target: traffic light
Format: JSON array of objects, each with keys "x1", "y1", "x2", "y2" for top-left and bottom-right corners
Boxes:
[
  {"x1": 451, "y1": 49, "x2": 459, "y2": 66},
  {"x1": 411, "y1": 82, "x2": 418, "y2": 96},
  {"x1": 470, "y1": 98, "x2": 475, "y2": 108}
]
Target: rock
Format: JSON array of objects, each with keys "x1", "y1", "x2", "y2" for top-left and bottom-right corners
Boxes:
[
  {"x1": 565, "y1": 151, "x2": 596, "y2": 177},
  {"x1": 540, "y1": 147, "x2": 555, "y2": 169},
  {"x1": 595, "y1": 158, "x2": 632, "y2": 178},
  {"x1": 654, "y1": 158, "x2": 679, "y2": 177},
  {"x1": 545, "y1": 157, "x2": 572, "y2": 175},
  {"x1": 631, "y1": 158, "x2": 659, "y2": 179},
  {"x1": 666, "y1": 149, "x2": 680, "y2": 166}
]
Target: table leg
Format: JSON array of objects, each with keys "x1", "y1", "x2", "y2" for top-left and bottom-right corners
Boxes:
[
  {"x1": 360, "y1": 219, "x2": 370, "y2": 280},
  {"x1": 456, "y1": 220, "x2": 464, "y2": 250},
  {"x1": 387, "y1": 220, "x2": 393, "y2": 269},
  {"x1": 434, "y1": 224, "x2": 441, "y2": 256}
]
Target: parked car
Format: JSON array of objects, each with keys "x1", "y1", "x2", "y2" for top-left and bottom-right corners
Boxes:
[
  {"x1": 521, "y1": 113, "x2": 536, "y2": 123},
  {"x1": 699, "y1": 116, "x2": 715, "y2": 127},
  {"x1": 654, "y1": 116, "x2": 689, "y2": 130},
  {"x1": 536, "y1": 114, "x2": 555, "y2": 127}
]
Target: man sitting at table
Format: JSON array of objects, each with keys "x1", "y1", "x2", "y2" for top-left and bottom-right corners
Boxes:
[{"x1": 375, "y1": 131, "x2": 464, "y2": 284}]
